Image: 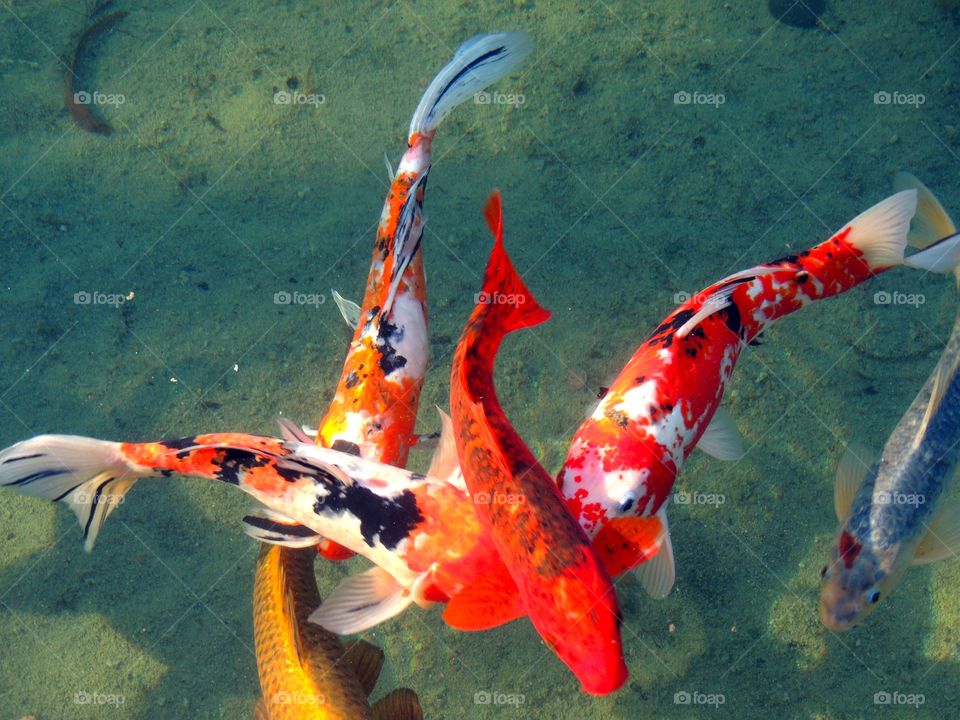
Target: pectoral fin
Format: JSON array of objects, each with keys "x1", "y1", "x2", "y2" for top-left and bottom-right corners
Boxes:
[
  {"x1": 696, "y1": 407, "x2": 744, "y2": 461},
  {"x1": 442, "y1": 560, "x2": 524, "y2": 631},
  {"x1": 426, "y1": 407, "x2": 466, "y2": 491},
  {"x1": 309, "y1": 567, "x2": 414, "y2": 635},
  {"x1": 332, "y1": 289, "x2": 362, "y2": 328},
  {"x1": 914, "y1": 501, "x2": 960, "y2": 564},
  {"x1": 835, "y1": 445, "x2": 872, "y2": 521},
  {"x1": 633, "y1": 506, "x2": 676, "y2": 598}
]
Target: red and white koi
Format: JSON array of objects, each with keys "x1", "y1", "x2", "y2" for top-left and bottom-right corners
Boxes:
[{"x1": 558, "y1": 189, "x2": 960, "y2": 593}]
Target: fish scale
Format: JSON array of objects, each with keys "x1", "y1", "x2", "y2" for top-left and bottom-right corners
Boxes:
[
  {"x1": 858, "y1": 312, "x2": 960, "y2": 550},
  {"x1": 253, "y1": 545, "x2": 373, "y2": 720}
]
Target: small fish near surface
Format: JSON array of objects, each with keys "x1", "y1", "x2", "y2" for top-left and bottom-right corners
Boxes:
[
  {"x1": 820, "y1": 173, "x2": 960, "y2": 631},
  {"x1": 559, "y1": 188, "x2": 960, "y2": 596},
  {"x1": 449, "y1": 191, "x2": 627, "y2": 695},
  {"x1": 253, "y1": 544, "x2": 422, "y2": 720}
]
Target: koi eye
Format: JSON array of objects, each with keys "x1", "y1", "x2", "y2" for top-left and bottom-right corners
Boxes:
[
  {"x1": 866, "y1": 588, "x2": 881, "y2": 605},
  {"x1": 617, "y1": 492, "x2": 637, "y2": 514},
  {"x1": 819, "y1": 565, "x2": 829, "y2": 579}
]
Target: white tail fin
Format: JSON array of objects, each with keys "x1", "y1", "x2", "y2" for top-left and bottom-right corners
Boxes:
[
  {"x1": 408, "y1": 31, "x2": 532, "y2": 137},
  {"x1": 893, "y1": 172, "x2": 960, "y2": 284},
  {"x1": 841, "y1": 189, "x2": 917, "y2": 270},
  {"x1": 0, "y1": 435, "x2": 140, "y2": 552},
  {"x1": 893, "y1": 171, "x2": 957, "y2": 248}
]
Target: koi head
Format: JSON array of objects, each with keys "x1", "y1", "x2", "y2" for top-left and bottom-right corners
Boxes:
[
  {"x1": 818, "y1": 529, "x2": 905, "y2": 631},
  {"x1": 561, "y1": 434, "x2": 669, "y2": 537},
  {"x1": 534, "y1": 548, "x2": 628, "y2": 695}
]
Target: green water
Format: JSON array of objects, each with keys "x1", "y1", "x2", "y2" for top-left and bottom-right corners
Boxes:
[{"x1": 2, "y1": 0, "x2": 960, "y2": 717}]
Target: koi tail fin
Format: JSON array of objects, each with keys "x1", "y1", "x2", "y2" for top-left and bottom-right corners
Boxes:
[
  {"x1": 841, "y1": 189, "x2": 917, "y2": 270},
  {"x1": 477, "y1": 190, "x2": 551, "y2": 334},
  {"x1": 408, "y1": 31, "x2": 532, "y2": 137},
  {"x1": 894, "y1": 172, "x2": 960, "y2": 285},
  {"x1": 0, "y1": 435, "x2": 141, "y2": 552}
]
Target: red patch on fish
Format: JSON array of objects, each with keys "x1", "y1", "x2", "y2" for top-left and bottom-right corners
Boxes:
[{"x1": 839, "y1": 531, "x2": 862, "y2": 569}]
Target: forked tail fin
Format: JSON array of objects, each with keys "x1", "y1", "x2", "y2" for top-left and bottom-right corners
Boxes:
[
  {"x1": 894, "y1": 172, "x2": 960, "y2": 285},
  {"x1": 0, "y1": 435, "x2": 141, "y2": 551},
  {"x1": 841, "y1": 189, "x2": 916, "y2": 270},
  {"x1": 476, "y1": 190, "x2": 551, "y2": 335},
  {"x1": 408, "y1": 32, "x2": 531, "y2": 137}
]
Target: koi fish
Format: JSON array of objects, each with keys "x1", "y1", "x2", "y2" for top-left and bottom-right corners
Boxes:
[
  {"x1": 557, "y1": 189, "x2": 960, "y2": 594},
  {"x1": 820, "y1": 173, "x2": 960, "y2": 631},
  {"x1": 309, "y1": 30, "x2": 530, "y2": 562},
  {"x1": 0, "y1": 423, "x2": 517, "y2": 632},
  {"x1": 449, "y1": 191, "x2": 627, "y2": 695},
  {"x1": 252, "y1": 544, "x2": 422, "y2": 719},
  {"x1": 316, "y1": 31, "x2": 532, "y2": 467}
]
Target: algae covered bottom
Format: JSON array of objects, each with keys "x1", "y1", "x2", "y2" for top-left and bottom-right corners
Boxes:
[{"x1": 2, "y1": 1, "x2": 960, "y2": 718}]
